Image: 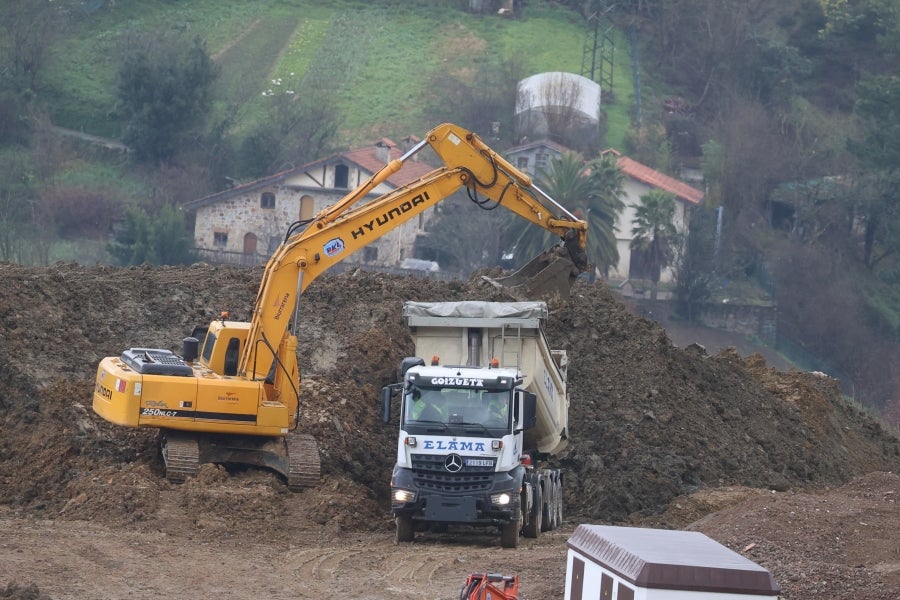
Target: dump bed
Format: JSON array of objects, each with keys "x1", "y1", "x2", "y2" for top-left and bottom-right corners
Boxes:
[{"x1": 403, "y1": 301, "x2": 569, "y2": 455}]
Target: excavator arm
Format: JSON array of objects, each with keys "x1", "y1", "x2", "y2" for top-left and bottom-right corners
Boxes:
[{"x1": 238, "y1": 123, "x2": 588, "y2": 384}]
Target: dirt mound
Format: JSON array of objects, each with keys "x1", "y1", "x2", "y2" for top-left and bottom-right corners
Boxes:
[{"x1": 1, "y1": 262, "x2": 898, "y2": 598}]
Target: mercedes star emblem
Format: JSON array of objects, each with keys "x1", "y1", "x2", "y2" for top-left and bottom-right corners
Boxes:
[{"x1": 444, "y1": 453, "x2": 463, "y2": 473}]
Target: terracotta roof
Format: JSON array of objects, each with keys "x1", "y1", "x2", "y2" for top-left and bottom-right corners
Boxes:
[
  {"x1": 607, "y1": 150, "x2": 703, "y2": 205},
  {"x1": 342, "y1": 137, "x2": 433, "y2": 188},
  {"x1": 184, "y1": 136, "x2": 434, "y2": 211}
]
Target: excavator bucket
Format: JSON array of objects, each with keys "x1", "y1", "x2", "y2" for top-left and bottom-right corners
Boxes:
[{"x1": 482, "y1": 244, "x2": 584, "y2": 310}]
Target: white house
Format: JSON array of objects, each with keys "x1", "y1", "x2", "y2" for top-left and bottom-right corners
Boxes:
[
  {"x1": 183, "y1": 137, "x2": 435, "y2": 268},
  {"x1": 503, "y1": 142, "x2": 704, "y2": 285},
  {"x1": 605, "y1": 149, "x2": 704, "y2": 286}
]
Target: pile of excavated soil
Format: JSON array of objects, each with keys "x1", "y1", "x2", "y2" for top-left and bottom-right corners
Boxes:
[{"x1": 1, "y1": 262, "x2": 898, "y2": 598}]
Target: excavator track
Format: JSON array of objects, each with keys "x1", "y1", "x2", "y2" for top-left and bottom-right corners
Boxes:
[
  {"x1": 286, "y1": 432, "x2": 321, "y2": 491},
  {"x1": 160, "y1": 431, "x2": 200, "y2": 483}
]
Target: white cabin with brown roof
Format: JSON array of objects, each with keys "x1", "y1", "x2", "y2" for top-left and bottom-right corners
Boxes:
[
  {"x1": 503, "y1": 142, "x2": 704, "y2": 288},
  {"x1": 183, "y1": 137, "x2": 434, "y2": 268},
  {"x1": 607, "y1": 150, "x2": 704, "y2": 288}
]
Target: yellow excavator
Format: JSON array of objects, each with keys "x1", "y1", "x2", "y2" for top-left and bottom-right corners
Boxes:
[{"x1": 91, "y1": 123, "x2": 589, "y2": 489}]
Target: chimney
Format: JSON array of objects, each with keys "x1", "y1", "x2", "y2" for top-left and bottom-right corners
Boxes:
[
  {"x1": 374, "y1": 140, "x2": 391, "y2": 164},
  {"x1": 400, "y1": 136, "x2": 419, "y2": 160}
]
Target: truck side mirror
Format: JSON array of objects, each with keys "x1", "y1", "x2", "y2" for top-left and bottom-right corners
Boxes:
[
  {"x1": 399, "y1": 356, "x2": 425, "y2": 377},
  {"x1": 522, "y1": 391, "x2": 537, "y2": 430},
  {"x1": 380, "y1": 386, "x2": 393, "y2": 423}
]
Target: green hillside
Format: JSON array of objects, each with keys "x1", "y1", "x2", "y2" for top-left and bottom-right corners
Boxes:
[{"x1": 39, "y1": 1, "x2": 630, "y2": 149}]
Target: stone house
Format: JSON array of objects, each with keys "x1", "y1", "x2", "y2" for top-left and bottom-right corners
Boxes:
[
  {"x1": 183, "y1": 137, "x2": 435, "y2": 268},
  {"x1": 503, "y1": 142, "x2": 704, "y2": 285}
]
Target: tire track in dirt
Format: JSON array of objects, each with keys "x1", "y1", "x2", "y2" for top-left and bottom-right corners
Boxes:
[
  {"x1": 277, "y1": 529, "x2": 571, "y2": 599},
  {"x1": 284, "y1": 540, "x2": 454, "y2": 598}
]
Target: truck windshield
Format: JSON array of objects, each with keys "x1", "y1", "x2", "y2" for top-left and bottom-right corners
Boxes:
[{"x1": 403, "y1": 387, "x2": 510, "y2": 430}]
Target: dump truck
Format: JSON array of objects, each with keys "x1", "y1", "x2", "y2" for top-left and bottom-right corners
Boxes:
[{"x1": 381, "y1": 300, "x2": 569, "y2": 548}]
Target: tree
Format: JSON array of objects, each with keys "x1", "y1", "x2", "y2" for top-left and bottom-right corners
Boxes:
[
  {"x1": 848, "y1": 74, "x2": 900, "y2": 271},
  {"x1": 116, "y1": 33, "x2": 219, "y2": 164},
  {"x1": 422, "y1": 55, "x2": 526, "y2": 145},
  {"x1": 582, "y1": 153, "x2": 627, "y2": 273},
  {"x1": 674, "y1": 205, "x2": 716, "y2": 321},
  {"x1": 107, "y1": 204, "x2": 195, "y2": 266},
  {"x1": 412, "y1": 190, "x2": 507, "y2": 275},
  {"x1": 0, "y1": 0, "x2": 61, "y2": 91},
  {"x1": 240, "y1": 88, "x2": 342, "y2": 178},
  {"x1": 631, "y1": 189, "x2": 679, "y2": 300},
  {"x1": 500, "y1": 151, "x2": 624, "y2": 275},
  {"x1": 153, "y1": 204, "x2": 196, "y2": 266}
]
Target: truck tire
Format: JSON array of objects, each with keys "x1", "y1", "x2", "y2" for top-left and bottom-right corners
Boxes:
[
  {"x1": 523, "y1": 482, "x2": 542, "y2": 538},
  {"x1": 395, "y1": 514, "x2": 414, "y2": 543},
  {"x1": 555, "y1": 478, "x2": 564, "y2": 526},
  {"x1": 541, "y1": 479, "x2": 553, "y2": 532},
  {"x1": 500, "y1": 521, "x2": 520, "y2": 548}
]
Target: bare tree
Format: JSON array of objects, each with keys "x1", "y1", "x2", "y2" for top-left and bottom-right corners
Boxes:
[
  {"x1": 539, "y1": 73, "x2": 584, "y2": 143},
  {"x1": 0, "y1": 0, "x2": 62, "y2": 89}
]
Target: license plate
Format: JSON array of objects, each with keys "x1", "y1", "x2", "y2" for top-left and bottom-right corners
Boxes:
[{"x1": 465, "y1": 459, "x2": 492, "y2": 467}]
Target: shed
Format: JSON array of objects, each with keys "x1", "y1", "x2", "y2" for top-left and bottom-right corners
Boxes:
[{"x1": 565, "y1": 525, "x2": 780, "y2": 599}]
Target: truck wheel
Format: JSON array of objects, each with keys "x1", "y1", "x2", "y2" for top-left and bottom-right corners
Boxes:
[
  {"x1": 555, "y1": 479, "x2": 564, "y2": 526},
  {"x1": 395, "y1": 514, "x2": 414, "y2": 543},
  {"x1": 500, "y1": 521, "x2": 520, "y2": 548},
  {"x1": 523, "y1": 482, "x2": 542, "y2": 538},
  {"x1": 541, "y1": 480, "x2": 553, "y2": 532}
]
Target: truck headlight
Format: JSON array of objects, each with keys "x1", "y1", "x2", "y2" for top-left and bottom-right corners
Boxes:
[
  {"x1": 490, "y1": 492, "x2": 512, "y2": 507},
  {"x1": 392, "y1": 488, "x2": 417, "y2": 504}
]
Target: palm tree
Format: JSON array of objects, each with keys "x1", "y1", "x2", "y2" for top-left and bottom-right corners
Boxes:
[
  {"x1": 631, "y1": 189, "x2": 680, "y2": 301},
  {"x1": 583, "y1": 153, "x2": 626, "y2": 275},
  {"x1": 501, "y1": 151, "x2": 624, "y2": 275}
]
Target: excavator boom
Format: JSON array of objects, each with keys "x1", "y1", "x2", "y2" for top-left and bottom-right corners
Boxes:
[{"x1": 240, "y1": 123, "x2": 588, "y2": 381}]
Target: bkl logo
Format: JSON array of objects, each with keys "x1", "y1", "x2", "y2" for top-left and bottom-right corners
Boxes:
[{"x1": 324, "y1": 237, "x2": 345, "y2": 257}]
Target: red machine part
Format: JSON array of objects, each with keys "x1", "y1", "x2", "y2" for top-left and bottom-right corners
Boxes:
[{"x1": 459, "y1": 573, "x2": 519, "y2": 600}]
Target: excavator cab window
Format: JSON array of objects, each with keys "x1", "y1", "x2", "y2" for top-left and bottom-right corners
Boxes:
[
  {"x1": 223, "y1": 337, "x2": 240, "y2": 376},
  {"x1": 190, "y1": 325, "x2": 209, "y2": 345},
  {"x1": 201, "y1": 332, "x2": 217, "y2": 362}
]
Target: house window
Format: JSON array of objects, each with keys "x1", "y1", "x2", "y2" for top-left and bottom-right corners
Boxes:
[
  {"x1": 268, "y1": 235, "x2": 281, "y2": 254},
  {"x1": 535, "y1": 152, "x2": 549, "y2": 172},
  {"x1": 261, "y1": 192, "x2": 275, "y2": 209},
  {"x1": 213, "y1": 231, "x2": 228, "y2": 247},
  {"x1": 334, "y1": 164, "x2": 349, "y2": 189},
  {"x1": 517, "y1": 156, "x2": 529, "y2": 171},
  {"x1": 363, "y1": 246, "x2": 377, "y2": 263}
]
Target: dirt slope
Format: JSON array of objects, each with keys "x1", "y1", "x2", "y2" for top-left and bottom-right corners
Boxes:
[{"x1": 0, "y1": 262, "x2": 898, "y2": 599}]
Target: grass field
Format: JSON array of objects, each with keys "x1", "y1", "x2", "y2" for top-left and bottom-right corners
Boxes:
[{"x1": 38, "y1": 1, "x2": 634, "y2": 150}]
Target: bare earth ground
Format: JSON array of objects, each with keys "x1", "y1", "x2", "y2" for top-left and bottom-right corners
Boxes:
[{"x1": 0, "y1": 263, "x2": 898, "y2": 599}]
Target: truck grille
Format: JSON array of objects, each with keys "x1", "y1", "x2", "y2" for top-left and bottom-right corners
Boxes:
[{"x1": 410, "y1": 454, "x2": 495, "y2": 494}]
